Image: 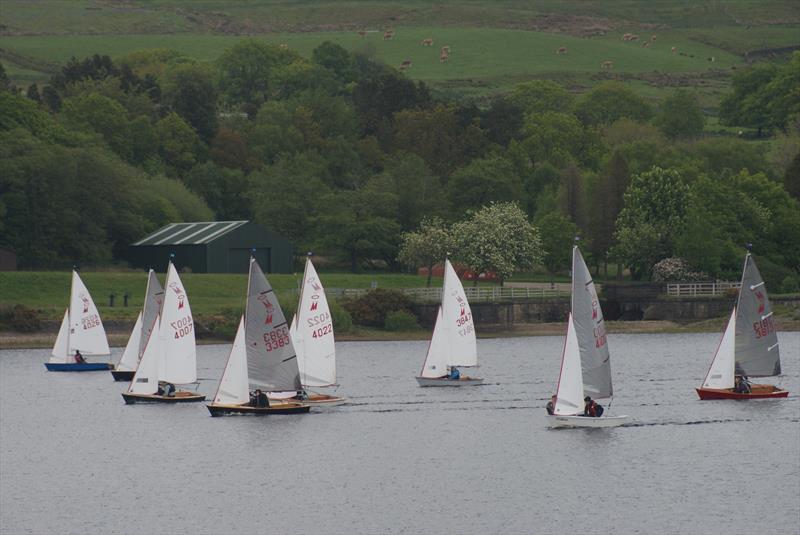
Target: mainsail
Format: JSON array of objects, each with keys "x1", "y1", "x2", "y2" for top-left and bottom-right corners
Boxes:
[
  {"x1": 571, "y1": 246, "x2": 613, "y2": 398},
  {"x1": 67, "y1": 270, "x2": 110, "y2": 356},
  {"x1": 291, "y1": 258, "x2": 336, "y2": 387},
  {"x1": 245, "y1": 258, "x2": 302, "y2": 392},
  {"x1": 419, "y1": 259, "x2": 477, "y2": 377},
  {"x1": 159, "y1": 262, "x2": 197, "y2": 385},
  {"x1": 734, "y1": 253, "x2": 781, "y2": 377}
]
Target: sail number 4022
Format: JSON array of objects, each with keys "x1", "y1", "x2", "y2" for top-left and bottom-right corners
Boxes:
[{"x1": 171, "y1": 316, "x2": 193, "y2": 339}]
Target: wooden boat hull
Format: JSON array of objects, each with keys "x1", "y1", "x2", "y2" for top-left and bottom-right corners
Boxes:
[
  {"x1": 45, "y1": 362, "x2": 113, "y2": 372},
  {"x1": 696, "y1": 384, "x2": 789, "y2": 400},
  {"x1": 111, "y1": 369, "x2": 135, "y2": 382},
  {"x1": 546, "y1": 414, "x2": 628, "y2": 428},
  {"x1": 415, "y1": 376, "x2": 483, "y2": 387},
  {"x1": 207, "y1": 402, "x2": 311, "y2": 416},
  {"x1": 122, "y1": 391, "x2": 206, "y2": 404},
  {"x1": 306, "y1": 393, "x2": 347, "y2": 406}
]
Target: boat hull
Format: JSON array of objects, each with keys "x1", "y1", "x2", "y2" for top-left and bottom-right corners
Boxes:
[
  {"x1": 696, "y1": 384, "x2": 789, "y2": 400},
  {"x1": 111, "y1": 369, "x2": 135, "y2": 381},
  {"x1": 122, "y1": 391, "x2": 206, "y2": 404},
  {"x1": 306, "y1": 393, "x2": 347, "y2": 406},
  {"x1": 207, "y1": 402, "x2": 311, "y2": 416},
  {"x1": 45, "y1": 362, "x2": 113, "y2": 372},
  {"x1": 415, "y1": 376, "x2": 483, "y2": 387},
  {"x1": 546, "y1": 414, "x2": 628, "y2": 428}
]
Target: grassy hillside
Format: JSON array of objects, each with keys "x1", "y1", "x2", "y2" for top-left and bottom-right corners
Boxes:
[{"x1": 2, "y1": 1, "x2": 797, "y2": 104}]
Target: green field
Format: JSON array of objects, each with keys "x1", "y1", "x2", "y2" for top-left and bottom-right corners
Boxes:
[
  {"x1": 2, "y1": 1, "x2": 797, "y2": 102},
  {"x1": 0, "y1": 271, "x2": 438, "y2": 321}
]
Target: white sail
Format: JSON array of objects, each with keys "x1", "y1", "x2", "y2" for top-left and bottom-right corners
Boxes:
[
  {"x1": 554, "y1": 314, "x2": 585, "y2": 415},
  {"x1": 292, "y1": 258, "x2": 336, "y2": 387},
  {"x1": 703, "y1": 308, "x2": 736, "y2": 389},
  {"x1": 128, "y1": 318, "x2": 161, "y2": 395},
  {"x1": 159, "y1": 263, "x2": 197, "y2": 384},
  {"x1": 213, "y1": 317, "x2": 250, "y2": 405},
  {"x1": 68, "y1": 271, "x2": 110, "y2": 356},
  {"x1": 139, "y1": 270, "x2": 164, "y2": 359},
  {"x1": 420, "y1": 307, "x2": 449, "y2": 378},
  {"x1": 571, "y1": 246, "x2": 612, "y2": 398},
  {"x1": 441, "y1": 259, "x2": 477, "y2": 367},
  {"x1": 49, "y1": 310, "x2": 70, "y2": 363},
  {"x1": 117, "y1": 312, "x2": 143, "y2": 372},
  {"x1": 245, "y1": 258, "x2": 302, "y2": 392},
  {"x1": 734, "y1": 253, "x2": 781, "y2": 377}
]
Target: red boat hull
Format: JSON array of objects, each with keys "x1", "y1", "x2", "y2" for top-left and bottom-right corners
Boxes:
[{"x1": 696, "y1": 384, "x2": 789, "y2": 400}]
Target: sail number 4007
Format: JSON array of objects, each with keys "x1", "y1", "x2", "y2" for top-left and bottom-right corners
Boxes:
[{"x1": 171, "y1": 316, "x2": 193, "y2": 339}]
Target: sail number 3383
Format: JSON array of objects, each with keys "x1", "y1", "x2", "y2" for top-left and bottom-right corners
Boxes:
[{"x1": 264, "y1": 326, "x2": 290, "y2": 351}]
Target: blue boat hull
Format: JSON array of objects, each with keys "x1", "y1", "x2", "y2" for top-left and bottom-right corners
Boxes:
[{"x1": 45, "y1": 362, "x2": 113, "y2": 372}]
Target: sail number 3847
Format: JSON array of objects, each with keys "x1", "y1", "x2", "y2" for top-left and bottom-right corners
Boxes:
[{"x1": 753, "y1": 317, "x2": 775, "y2": 339}]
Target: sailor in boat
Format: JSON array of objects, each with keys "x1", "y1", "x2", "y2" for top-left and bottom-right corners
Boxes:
[
  {"x1": 448, "y1": 366, "x2": 461, "y2": 380},
  {"x1": 546, "y1": 395, "x2": 556, "y2": 415},
  {"x1": 250, "y1": 389, "x2": 269, "y2": 408},
  {"x1": 583, "y1": 396, "x2": 604, "y2": 417},
  {"x1": 74, "y1": 350, "x2": 85, "y2": 364},
  {"x1": 734, "y1": 375, "x2": 752, "y2": 394},
  {"x1": 156, "y1": 382, "x2": 176, "y2": 397}
]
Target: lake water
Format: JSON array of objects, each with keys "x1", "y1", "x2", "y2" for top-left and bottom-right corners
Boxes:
[{"x1": 1, "y1": 332, "x2": 798, "y2": 534}]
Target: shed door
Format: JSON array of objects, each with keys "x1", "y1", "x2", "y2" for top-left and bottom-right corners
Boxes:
[{"x1": 227, "y1": 248, "x2": 271, "y2": 273}]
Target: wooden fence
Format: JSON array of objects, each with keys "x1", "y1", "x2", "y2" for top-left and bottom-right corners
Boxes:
[{"x1": 665, "y1": 281, "x2": 740, "y2": 297}]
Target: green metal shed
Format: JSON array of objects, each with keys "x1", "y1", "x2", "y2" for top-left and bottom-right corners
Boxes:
[{"x1": 128, "y1": 221, "x2": 293, "y2": 273}]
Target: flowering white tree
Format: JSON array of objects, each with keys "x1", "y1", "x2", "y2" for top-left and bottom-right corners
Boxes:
[
  {"x1": 397, "y1": 217, "x2": 454, "y2": 287},
  {"x1": 452, "y1": 202, "x2": 543, "y2": 285}
]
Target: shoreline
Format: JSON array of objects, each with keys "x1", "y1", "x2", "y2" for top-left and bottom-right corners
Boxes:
[{"x1": 2, "y1": 319, "x2": 798, "y2": 350}]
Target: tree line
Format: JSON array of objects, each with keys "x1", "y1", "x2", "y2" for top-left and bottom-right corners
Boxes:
[{"x1": 0, "y1": 43, "x2": 797, "y2": 288}]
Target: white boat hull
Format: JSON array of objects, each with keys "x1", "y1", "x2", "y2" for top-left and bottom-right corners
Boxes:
[
  {"x1": 415, "y1": 376, "x2": 483, "y2": 387},
  {"x1": 546, "y1": 414, "x2": 628, "y2": 428}
]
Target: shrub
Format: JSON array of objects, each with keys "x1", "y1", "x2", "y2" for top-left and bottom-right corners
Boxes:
[
  {"x1": 384, "y1": 310, "x2": 419, "y2": 331},
  {"x1": 342, "y1": 289, "x2": 413, "y2": 327},
  {"x1": 11, "y1": 304, "x2": 40, "y2": 332},
  {"x1": 651, "y1": 257, "x2": 706, "y2": 282},
  {"x1": 781, "y1": 275, "x2": 800, "y2": 294},
  {"x1": 329, "y1": 298, "x2": 353, "y2": 333},
  {"x1": 755, "y1": 256, "x2": 793, "y2": 292}
]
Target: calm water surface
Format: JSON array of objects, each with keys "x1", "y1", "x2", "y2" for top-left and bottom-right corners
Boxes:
[{"x1": 1, "y1": 333, "x2": 798, "y2": 534}]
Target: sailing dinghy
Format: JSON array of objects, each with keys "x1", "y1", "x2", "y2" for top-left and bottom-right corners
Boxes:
[
  {"x1": 122, "y1": 261, "x2": 205, "y2": 404},
  {"x1": 696, "y1": 251, "x2": 788, "y2": 400},
  {"x1": 288, "y1": 257, "x2": 346, "y2": 406},
  {"x1": 111, "y1": 269, "x2": 163, "y2": 381},
  {"x1": 547, "y1": 246, "x2": 627, "y2": 428},
  {"x1": 208, "y1": 257, "x2": 310, "y2": 416},
  {"x1": 45, "y1": 270, "x2": 112, "y2": 371},
  {"x1": 416, "y1": 259, "x2": 482, "y2": 386}
]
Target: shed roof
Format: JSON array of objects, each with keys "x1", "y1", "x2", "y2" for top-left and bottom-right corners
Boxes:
[{"x1": 132, "y1": 221, "x2": 249, "y2": 246}]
